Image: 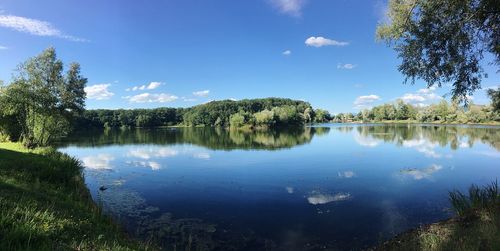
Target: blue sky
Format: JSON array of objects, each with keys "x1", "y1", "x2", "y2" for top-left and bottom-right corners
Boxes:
[{"x1": 0, "y1": 0, "x2": 498, "y2": 113}]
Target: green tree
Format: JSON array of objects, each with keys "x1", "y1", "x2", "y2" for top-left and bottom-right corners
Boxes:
[
  {"x1": 434, "y1": 100, "x2": 451, "y2": 121},
  {"x1": 487, "y1": 88, "x2": 500, "y2": 113},
  {"x1": 314, "y1": 109, "x2": 331, "y2": 123},
  {"x1": 303, "y1": 107, "x2": 313, "y2": 123},
  {"x1": 377, "y1": 0, "x2": 499, "y2": 103},
  {"x1": 272, "y1": 105, "x2": 302, "y2": 125},
  {"x1": 229, "y1": 113, "x2": 246, "y2": 127},
  {"x1": 395, "y1": 100, "x2": 411, "y2": 120},
  {"x1": 466, "y1": 104, "x2": 488, "y2": 123},
  {"x1": 0, "y1": 47, "x2": 87, "y2": 147},
  {"x1": 254, "y1": 109, "x2": 275, "y2": 126}
]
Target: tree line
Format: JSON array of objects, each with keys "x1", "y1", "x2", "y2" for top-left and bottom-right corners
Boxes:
[
  {"x1": 333, "y1": 95, "x2": 500, "y2": 124},
  {"x1": 0, "y1": 48, "x2": 332, "y2": 147},
  {"x1": 1, "y1": 47, "x2": 498, "y2": 148},
  {"x1": 75, "y1": 98, "x2": 332, "y2": 129}
]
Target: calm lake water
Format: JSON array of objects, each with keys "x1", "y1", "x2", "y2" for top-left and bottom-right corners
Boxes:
[{"x1": 58, "y1": 124, "x2": 500, "y2": 250}]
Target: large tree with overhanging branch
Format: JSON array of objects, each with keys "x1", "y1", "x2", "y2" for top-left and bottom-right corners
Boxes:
[
  {"x1": 377, "y1": 0, "x2": 499, "y2": 105},
  {"x1": 0, "y1": 47, "x2": 87, "y2": 147}
]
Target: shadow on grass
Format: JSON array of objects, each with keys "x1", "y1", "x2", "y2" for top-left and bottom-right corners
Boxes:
[{"x1": 0, "y1": 145, "x2": 153, "y2": 251}]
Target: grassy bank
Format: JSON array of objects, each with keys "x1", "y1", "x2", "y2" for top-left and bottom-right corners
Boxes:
[
  {"x1": 0, "y1": 142, "x2": 154, "y2": 251},
  {"x1": 372, "y1": 183, "x2": 500, "y2": 251}
]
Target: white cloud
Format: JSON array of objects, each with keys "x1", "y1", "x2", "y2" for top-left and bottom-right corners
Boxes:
[
  {"x1": 485, "y1": 85, "x2": 499, "y2": 90},
  {"x1": 401, "y1": 93, "x2": 426, "y2": 103},
  {"x1": 400, "y1": 87, "x2": 442, "y2": 107},
  {"x1": 126, "y1": 81, "x2": 162, "y2": 91},
  {"x1": 229, "y1": 98, "x2": 237, "y2": 101},
  {"x1": 82, "y1": 154, "x2": 114, "y2": 170},
  {"x1": 84, "y1": 84, "x2": 114, "y2": 100},
  {"x1": 0, "y1": 45, "x2": 7, "y2": 50},
  {"x1": 337, "y1": 63, "x2": 356, "y2": 70},
  {"x1": 338, "y1": 171, "x2": 356, "y2": 178},
  {"x1": 286, "y1": 186, "x2": 294, "y2": 194},
  {"x1": 305, "y1": 36, "x2": 349, "y2": 47},
  {"x1": 354, "y1": 133, "x2": 381, "y2": 147},
  {"x1": 182, "y1": 97, "x2": 197, "y2": 102},
  {"x1": 400, "y1": 164, "x2": 442, "y2": 180},
  {"x1": 193, "y1": 90, "x2": 210, "y2": 97},
  {"x1": 148, "y1": 161, "x2": 161, "y2": 170},
  {"x1": 126, "y1": 160, "x2": 162, "y2": 171},
  {"x1": 282, "y1": 50, "x2": 291, "y2": 55},
  {"x1": 416, "y1": 86, "x2": 436, "y2": 94},
  {"x1": 193, "y1": 152, "x2": 211, "y2": 160},
  {"x1": 402, "y1": 138, "x2": 443, "y2": 158},
  {"x1": 307, "y1": 192, "x2": 351, "y2": 205},
  {"x1": 353, "y1": 94, "x2": 381, "y2": 109},
  {"x1": 128, "y1": 147, "x2": 179, "y2": 160},
  {"x1": 474, "y1": 151, "x2": 500, "y2": 158},
  {"x1": 268, "y1": 0, "x2": 307, "y2": 17},
  {"x1": 146, "y1": 81, "x2": 162, "y2": 90},
  {"x1": 459, "y1": 141, "x2": 470, "y2": 148},
  {"x1": 127, "y1": 93, "x2": 178, "y2": 103},
  {"x1": 0, "y1": 14, "x2": 87, "y2": 42}
]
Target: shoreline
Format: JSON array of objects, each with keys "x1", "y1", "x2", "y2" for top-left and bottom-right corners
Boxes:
[
  {"x1": 0, "y1": 142, "x2": 154, "y2": 250},
  {"x1": 369, "y1": 206, "x2": 499, "y2": 250},
  {"x1": 332, "y1": 120, "x2": 500, "y2": 127},
  {"x1": 92, "y1": 121, "x2": 500, "y2": 131}
]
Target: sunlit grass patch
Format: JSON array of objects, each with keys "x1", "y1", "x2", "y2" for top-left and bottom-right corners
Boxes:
[{"x1": 0, "y1": 142, "x2": 154, "y2": 251}]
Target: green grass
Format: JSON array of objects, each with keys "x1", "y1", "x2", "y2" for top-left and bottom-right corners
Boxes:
[
  {"x1": 449, "y1": 181, "x2": 499, "y2": 217},
  {"x1": 0, "y1": 142, "x2": 155, "y2": 251},
  {"x1": 372, "y1": 182, "x2": 500, "y2": 251}
]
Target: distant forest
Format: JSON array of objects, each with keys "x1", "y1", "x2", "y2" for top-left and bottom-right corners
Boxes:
[
  {"x1": 333, "y1": 98, "x2": 500, "y2": 124},
  {"x1": 76, "y1": 95, "x2": 500, "y2": 130},
  {"x1": 75, "y1": 98, "x2": 332, "y2": 129}
]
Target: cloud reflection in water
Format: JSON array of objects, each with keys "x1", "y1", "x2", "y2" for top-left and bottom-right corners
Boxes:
[
  {"x1": 128, "y1": 147, "x2": 179, "y2": 159},
  {"x1": 399, "y1": 164, "x2": 442, "y2": 180},
  {"x1": 307, "y1": 192, "x2": 351, "y2": 205},
  {"x1": 82, "y1": 154, "x2": 114, "y2": 170}
]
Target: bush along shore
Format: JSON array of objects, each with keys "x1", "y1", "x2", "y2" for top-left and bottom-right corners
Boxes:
[
  {"x1": 0, "y1": 142, "x2": 155, "y2": 251},
  {"x1": 371, "y1": 182, "x2": 500, "y2": 251}
]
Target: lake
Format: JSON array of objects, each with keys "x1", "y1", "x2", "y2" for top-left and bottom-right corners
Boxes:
[{"x1": 58, "y1": 124, "x2": 500, "y2": 250}]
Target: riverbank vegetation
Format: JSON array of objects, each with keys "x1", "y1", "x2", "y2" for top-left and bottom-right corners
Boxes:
[
  {"x1": 333, "y1": 95, "x2": 500, "y2": 125},
  {"x1": 74, "y1": 98, "x2": 332, "y2": 129},
  {"x1": 374, "y1": 182, "x2": 500, "y2": 251},
  {"x1": 0, "y1": 48, "x2": 87, "y2": 148},
  {"x1": 0, "y1": 142, "x2": 153, "y2": 250}
]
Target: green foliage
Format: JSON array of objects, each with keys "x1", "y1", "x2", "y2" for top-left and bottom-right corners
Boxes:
[
  {"x1": 229, "y1": 113, "x2": 246, "y2": 127},
  {"x1": 342, "y1": 99, "x2": 498, "y2": 124},
  {"x1": 488, "y1": 88, "x2": 500, "y2": 113},
  {"x1": 75, "y1": 98, "x2": 317, "y2": 129},
  {"x1": 76, "y1": 108, "x2": 184, "y2": 129},
  {"x1": 0, "y1": 48, "x2": 87, "y2": 148},
  {"x1": 254, "y1": 109, "x2": 275, "y2": 126},
  {"x1": 449, "y1": 181, "x2": 499, "y2": 217},
  {"x1": 0, "y1": 143, "x2": 152, "y2": 250},
  {"x1": 313, "y1": 109, "x2": 331, "y2": 123},
  {"x1": 377, "y1": 0, "x2": 499, "y2": 103}
]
